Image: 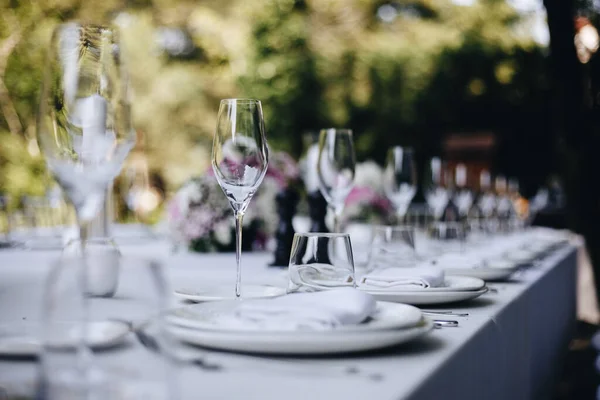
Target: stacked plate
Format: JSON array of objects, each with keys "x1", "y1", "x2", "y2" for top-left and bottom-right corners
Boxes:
[
  {"x1": 359, "y1": 276, "x2": 488, "y2": 305},
  {"x1": 166, "y1": 300, "x2": 434, "y2": 355}
]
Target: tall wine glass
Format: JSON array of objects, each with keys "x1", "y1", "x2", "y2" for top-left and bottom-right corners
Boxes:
[
  {"x1": 453, "y1": 163, "x2": 473, "y2": 218},
  {"x1": 382, "y1": 146, "x2": 417, "y2": 223},
  {"x1": 316, "y1": 128, "x2": 356, "y2": 233},
  {"x1": 37, "y1": 23, "x2": 135, "y2": 249},
  {"x1": 424, "y1": 157, "x2": 449, "y2": 221},
  {"x1": 477, "y1": 169, "x2": 496, "y2": 219},
  {"x1": 212, "y1": 99, "x2": 269, "y2": 298}
]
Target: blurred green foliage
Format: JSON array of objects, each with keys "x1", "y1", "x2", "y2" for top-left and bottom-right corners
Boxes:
[{"x1": 0, "y1": 0, "x2": 549, "y2": 204}]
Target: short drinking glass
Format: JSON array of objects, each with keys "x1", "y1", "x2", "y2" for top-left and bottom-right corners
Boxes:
[
  {"x1": 287, "y1": 233, "x2": 355, "y2": 293},
  {"x1": 367, "y1": 225, "x2": 417, "y2": 271}
]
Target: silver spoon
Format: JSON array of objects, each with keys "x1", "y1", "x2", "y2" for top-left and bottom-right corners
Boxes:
[
  {"x1": 433, "y1": 319, "x2": 459, "y2": 328},
  {"x1": 422, "y1": 310, "x2": 469, "y2": 317}
]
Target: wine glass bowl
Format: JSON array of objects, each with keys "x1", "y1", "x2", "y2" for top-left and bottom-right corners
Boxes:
[
  {"x1": 383, "y1": 146, "x2": 417, "y2": 222},
  {"x1": 212, "y1": 99, "x2": 269, "y2": 297},
  {"x1": 316, "y1": 128, "x2": 356, "y2": 232},
  {"x1": 424, "y1": 157, "x2": 449, "y2": 221},
  {"x1": 453, "y1": 163, "x2": 473, "y2": 218},
  {"x1": 37, "y1": 23, "x2": 135, "y2": 228}
]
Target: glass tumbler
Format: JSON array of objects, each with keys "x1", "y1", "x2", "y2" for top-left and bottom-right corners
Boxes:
[{"x1": 287, "y1": 233, "x2": 355, "y2": 293}]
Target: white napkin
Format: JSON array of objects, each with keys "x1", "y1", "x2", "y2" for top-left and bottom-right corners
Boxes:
[
  {"x1": 217, "y1": 288, "x2": 377, "y2": 331},
  {"x1": 360, "y1": 266, "x2": 445, "y2": 289}
]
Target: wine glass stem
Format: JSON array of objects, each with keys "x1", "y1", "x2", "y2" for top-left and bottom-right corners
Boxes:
[
  {"x1": 332, "y1": 207, "x2": 343, "y2": 233},
  {"x1": 234, "y1": 211, "x2": 244, "y2": 298},
  {"x1": 75, "y1": 218, "x2": 93, "y2": 381}
]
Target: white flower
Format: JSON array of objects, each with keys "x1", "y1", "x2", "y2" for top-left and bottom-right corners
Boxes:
[
  {"x1": 354, "y1": 161, "x2": 383, "y2": 193},
  {"x1": 213, "y1": 220, "x2": 232, "y2": 245}
]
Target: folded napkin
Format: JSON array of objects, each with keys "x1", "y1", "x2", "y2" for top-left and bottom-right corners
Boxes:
[
  {"x1": 360, "y1": 266, "x2": 445, "y2": 289},
  {"x1": 216, "y1": 288, "x2": 377, "y2": 331}
]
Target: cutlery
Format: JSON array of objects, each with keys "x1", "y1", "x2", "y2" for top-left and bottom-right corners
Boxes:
[
  {"x1": 422, "y1": 310, "x2": 468, "y2": 317},
  {"x1": 433, "y1": 319, "x2": 459, "y2": 328}
]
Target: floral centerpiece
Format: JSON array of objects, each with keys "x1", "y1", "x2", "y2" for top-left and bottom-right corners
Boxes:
[
  {"x1": 342, "y1": 161, "x2": 393, "y2": 225},
  {"x1": 167, "y1": 151, "x2": 300, "y2": 252}
]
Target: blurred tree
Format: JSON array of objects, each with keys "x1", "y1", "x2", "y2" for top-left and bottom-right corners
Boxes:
[
  {"x1": 239, "y1": 0, "x2": 327, "y2": 158},
  {"x1": 0, "y1": 0, "x2": 551, "y2": 206}
]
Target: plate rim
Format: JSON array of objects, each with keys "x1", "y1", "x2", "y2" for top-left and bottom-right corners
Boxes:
[
  {"x1": 174, "y1": 284, "x2": 287, "y2": 302},
  {"x1": 168, "y1": 318, "x2": 435, "y2": 355},
  {"x1": 167, "y1": 300, "x2": 424, "y2": 334}
]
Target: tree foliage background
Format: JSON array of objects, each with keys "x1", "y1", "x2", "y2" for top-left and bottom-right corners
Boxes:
[{"x1": 0, "y1": 0, "x2": 550, "y2": 204}]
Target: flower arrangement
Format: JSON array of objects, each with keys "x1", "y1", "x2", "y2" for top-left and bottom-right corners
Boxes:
[
  {"x1": 166, "y1": 151, "x2": 300, "y2": 252},
  {"x1": 343, "y1": 161, "x2": 393, "y2": 224}
]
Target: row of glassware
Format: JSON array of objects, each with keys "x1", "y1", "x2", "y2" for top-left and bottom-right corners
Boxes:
[{"x1": 313, "y1": 129, "x2": 531, "y2": 234}]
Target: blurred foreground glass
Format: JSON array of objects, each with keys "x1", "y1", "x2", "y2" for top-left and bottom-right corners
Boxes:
[
  {"x1": 383, "y1": 146, "x2": 417, "y2": 223},
  {"x1": 367, "y1": 225, "x2": 416, "y2": 271},
  {"x1": 287, "y1": 233, "x2": 355, "y2": 293},
  {"x1": 424, "y1": 157, "x2": 449, "y2": 221},
  {"x1": 40, "y1": 255, "x2": 177, "y2": 399},
  {"x1": 37, "y1": 23, "x2": 135, "y2": 250},
  {"x1": 317, "y1": 129, "x2": 356, "y2": 233},
  {"x1": 212, "y1": 99, "x2": 269, "y2": 298}
]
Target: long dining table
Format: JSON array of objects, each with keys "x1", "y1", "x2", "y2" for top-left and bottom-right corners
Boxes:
[{"x1": 0, "y1": 234, "x2": 577, "y2": 400}]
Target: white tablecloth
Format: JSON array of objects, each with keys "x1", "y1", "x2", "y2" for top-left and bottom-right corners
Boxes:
[{"x1": 0, "y1": 240, "x2": 577, "y2": 400}]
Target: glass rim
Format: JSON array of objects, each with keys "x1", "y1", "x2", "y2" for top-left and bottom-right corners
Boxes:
[
  {"x1": 390, "y1": 145, "x2": 414, "y2": 152},
  {"x1": 372, "y1": 224, "x2": 415, "y2": 231},
  {"x1": 319, "y1": 128, "x2": 353, "y2": 135},
  {"x1": 293, "y1": 232, "x2": 351, "y2": 239},
  {"x1": 220, "y1": 98, "x2": 261, "y2": 104}
]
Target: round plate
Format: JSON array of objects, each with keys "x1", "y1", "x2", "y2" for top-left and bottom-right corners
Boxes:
[
  {"x1": 359, "y1": 275, "x2": 485, "y2": 293},
  {"x1": 167, "y1": 301, "x2": 423, "y2": 333},
  {"x1": 443, "y1": 265, "x2": 519, "y2": 281},
  {"x1": 363, "y1": 287, "x2": 488, "y2": 305},
  {"x1": 0, "y1": 320, "x2": 130, "y2": 357},
  {"x1": 169, "y1": 318, "x2": 434, "y2": 355},
  {"x1": 174, "y1": 284, "x2": 287, "y2": 302}
]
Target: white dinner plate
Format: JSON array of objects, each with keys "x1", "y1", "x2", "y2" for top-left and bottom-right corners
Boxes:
[
  {"x1": 169, "y1": 318, "x2": 434, "y2": 355},
  {"x1": 0, "y1": 320, "x2": 130, "y2": 357},
  {"x1": 359, "y1": 275, "x2": 486, "y2": 293},
  {"x1": 443, "y1": 263, "x2": 520, "y2": 281},
  {"x1": 362, "y1": 287, "x2": 488, "y2": 305},
  {"x1": 174, "y1": 284, "x2": 287, "y2": 302},
  {"x1": 167, "y1": 301, "x2": 423, "y2": 333}
]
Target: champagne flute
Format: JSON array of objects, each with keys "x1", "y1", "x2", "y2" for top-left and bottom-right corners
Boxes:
[
  {"x1": 424, "y1": 157, "x2": 449, "y2": 221},
  {"x1": 36, "y1": 22, "x2": 135, "y2": 388},
  {"x1": 37, "y1": 23, "x2": 135, "y2": 249},
  {"x1": 212, "y1": 99, "x2": 268, "y2": 298},
  {"x1": 382, "y1": 146, "x2": 417, "y2": 223},
  {"x1": 316, "y1": 128, "x2": 356, "y2": 233},
  {"x1": 453, "y1": 163, "x2": 473, "y2": 218},
  {"x1": 477, "y1": 169, "x2": 496, "y2": 218}
]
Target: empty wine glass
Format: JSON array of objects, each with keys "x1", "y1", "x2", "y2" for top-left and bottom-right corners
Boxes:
[
  {"x1": 317, "y1": 128, "x2": 356, "y2": 233},
  {"x1": 453, "y1": 163, "x2": 473, "y2": 218},
  {"x1": 37, "y1": 23, "x2": 135, "y2": 251},
  {"x1": 383, "y1": 146, "x2": 417, "y2": 223},
  {"x1": 424, "y1": 157, "x2": 449, "y2": 221},
  {"x1": 212, "y1": 99, "x2": 269, "y2": 298},
  {"x1": 477, "y1": 169, "x2": 496, "y2": 219}
]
